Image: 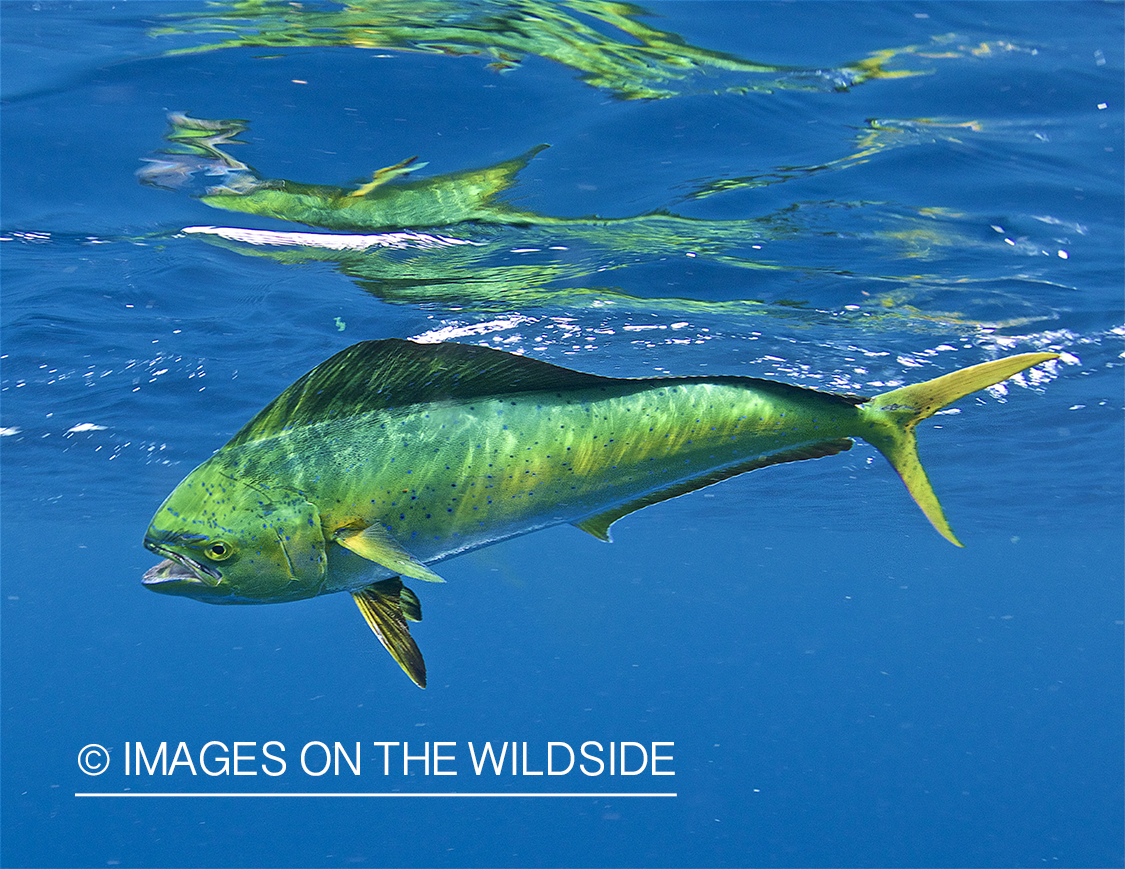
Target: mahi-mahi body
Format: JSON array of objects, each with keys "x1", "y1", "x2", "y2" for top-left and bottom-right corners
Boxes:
[{"x1": 143, "y1": 339, "x2": 1058, "y2": 686}]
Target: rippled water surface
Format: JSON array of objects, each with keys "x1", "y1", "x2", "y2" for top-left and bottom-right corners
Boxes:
[{"x1": 2, "y1": 2, "x2": 1122, "y2": 867}]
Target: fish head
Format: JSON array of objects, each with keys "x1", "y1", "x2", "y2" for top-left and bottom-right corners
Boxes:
[{"x1": 142, "y1": 466, "x2": 327, "y2": 604}]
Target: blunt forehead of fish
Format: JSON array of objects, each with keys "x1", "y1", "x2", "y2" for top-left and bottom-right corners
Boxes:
[
  {"x1": 166, "y1": 466, "x2": 277, "y2": 514},
  {"x1": 174, "y1": 471, "x2": 245, "y2": 499}
]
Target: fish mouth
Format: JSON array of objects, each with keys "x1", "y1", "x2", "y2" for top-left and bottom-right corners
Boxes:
[{"x1": 142, "y1": 539, "x2": 223, "y2": 594}]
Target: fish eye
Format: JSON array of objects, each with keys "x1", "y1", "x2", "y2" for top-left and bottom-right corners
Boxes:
[{"x1": 206, "y1": 541, "x2": 234, "y2": 561}]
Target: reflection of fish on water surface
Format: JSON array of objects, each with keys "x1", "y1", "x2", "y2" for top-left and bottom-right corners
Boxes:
[
  {"x1": 143, "y1": 113, "x2": 1062, "y2": 329},
  {"x1": 140, "y1": 113, "x2": 782, "y2": 290},
  {"x1": 139, "y1": 114, "x2": 700, "y2": 231},
  {"x1": 196, "y1": 143, "x2": 562, "y2": 231},
  {"x1": 142, "y1": 339, "x2": 1059, "y2": 687},
  {"x1": 141, "y1": 114, "x2": 815, "y2": 317},
  {"x1": 147, "y1": 0, "x2": 930, "y2": 100},
  {"x1": 144, "y1": 112, "x2": 997, "y2": 234}
]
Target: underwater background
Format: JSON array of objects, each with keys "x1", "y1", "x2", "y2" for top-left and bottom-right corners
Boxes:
[{"x1": 2, "y1": 1, "x2": 1122, "y2": 866}]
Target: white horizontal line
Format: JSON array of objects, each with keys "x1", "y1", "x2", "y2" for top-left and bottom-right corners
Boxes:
[
  {"x1": 181, "y1": 225, "x2": 480, "y2": 250},
  {"x1": 76, "y1": 792, "x2": 676, "y2": 799}
]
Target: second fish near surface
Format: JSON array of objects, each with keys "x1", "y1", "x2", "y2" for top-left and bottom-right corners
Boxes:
[{"x1": 142, "y1": 339, "x2": 1058, "y2": 686}]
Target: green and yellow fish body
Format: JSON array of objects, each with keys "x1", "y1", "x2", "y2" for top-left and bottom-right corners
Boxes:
[{"x1": 143, "y1": 339, "x2": 1057, "y2": 686}]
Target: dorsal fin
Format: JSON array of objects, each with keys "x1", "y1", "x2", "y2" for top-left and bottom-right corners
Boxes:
[
  {"x1": 225, "y1": 338, "x2": 617, "y2": 446},
  {"x1": 226, "y1": 339, "x2": 868, "y2": 447},
  {"x1": 574, "y1": 438, "x2": 855, "y2": 541}
]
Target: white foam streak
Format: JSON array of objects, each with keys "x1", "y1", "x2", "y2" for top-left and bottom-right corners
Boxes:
[{"x1": 182, "y1": 225, "x2": 480, "y2": 251}]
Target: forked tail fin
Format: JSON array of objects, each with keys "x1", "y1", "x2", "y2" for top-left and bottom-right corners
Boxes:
[{"x1": 860, "y1": 353, "x2": 1059, "y2": 546}]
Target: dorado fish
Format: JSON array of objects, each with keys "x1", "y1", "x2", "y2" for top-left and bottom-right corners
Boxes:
[{"x1": 143, "y1": 340, "x2": 1057, "y2": 686}]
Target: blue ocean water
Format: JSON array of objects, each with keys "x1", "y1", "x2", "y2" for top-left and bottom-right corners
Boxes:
[{"x1": 1, "y1": 2, "x2": 1122, "y2": 867}]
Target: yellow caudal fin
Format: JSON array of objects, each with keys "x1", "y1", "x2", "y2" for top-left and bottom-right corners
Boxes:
[{"x1": 860, "y1": 352, "x2": 1059, "y2": 546}]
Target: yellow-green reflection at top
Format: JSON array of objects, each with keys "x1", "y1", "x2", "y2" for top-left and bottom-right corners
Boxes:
[{"x1": 149, "y1": 0, "x2": 930, "y2": 99}]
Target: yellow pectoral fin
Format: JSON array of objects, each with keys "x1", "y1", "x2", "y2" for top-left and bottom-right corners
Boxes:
[
  {"x1": 334, "y1": 523, "x2": 445, "y2": 583},
  {"x1": 352, "y1": 578, "x2": 426, "y2": 688}
]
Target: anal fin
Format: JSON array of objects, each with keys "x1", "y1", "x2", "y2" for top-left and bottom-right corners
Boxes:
[
  {"x1": 573, "y1": 438, "x2": 855, "y2": 542},
  {"x1": 335, "y1": 523, "x2": 445, "y2": 583},
  {"x1": 352, "y1": 578, "x2": 426, "y2": 688},
  {"x1": 573, "y1": 516, "x2": 613, "y2": 542}
]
